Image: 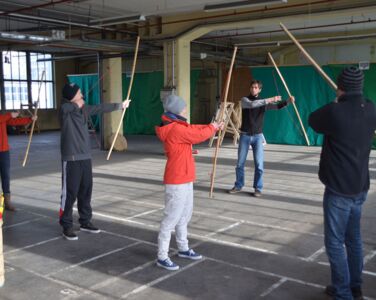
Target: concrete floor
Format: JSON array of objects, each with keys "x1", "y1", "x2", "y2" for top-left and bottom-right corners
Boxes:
[{"x1": 1, "y1": 132, "x2": 375, "y2": 300}]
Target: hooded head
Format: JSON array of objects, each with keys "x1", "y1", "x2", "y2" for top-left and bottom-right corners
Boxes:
[
  {"x1": 163, "y1": 94, "x2": 186, "y2": 115},
  {"x1": 337, "y1": 66, "x2": 364, "y2": 94},
  {"x1": 62, "y1": 83, "x2": 80, "y2": 101}
]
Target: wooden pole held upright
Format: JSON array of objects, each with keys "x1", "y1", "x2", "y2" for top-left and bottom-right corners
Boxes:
[
  {"x1": 279, "y1": 22, "x2": 337, "y2": 91},
  {"x1": 268, "y1": 52, "x2": 310, "y2": 146},
  {"x1": 107, "y1": 36, "x2": 140, "y2": 161},
  {"x1": 209, "y1": 46, "x2": 238, "y2": 198},
  {"x1": 22, "y1": 70, "x2": 46, "y2": 167}
]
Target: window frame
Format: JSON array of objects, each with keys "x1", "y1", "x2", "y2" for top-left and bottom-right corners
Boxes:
[{"x1": 0, "y1": 51, "x2": 55, "y2": 111}]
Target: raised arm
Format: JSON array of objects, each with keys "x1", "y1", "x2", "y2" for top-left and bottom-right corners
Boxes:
[
  {"x1": 308, "y1": 103, "x2": 333, "y2": 135},
  {"x1": 266, "y1": 96, "x2": 294, "y2": 111},
  {"x1": 241, "y1": 96, "x2": 281, "y2": 109},
  {"x1": 85, "y1": 103, "x2": 122, "y2": 116}
]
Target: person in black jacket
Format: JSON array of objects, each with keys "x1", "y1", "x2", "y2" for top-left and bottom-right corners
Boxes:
[
  {"x1": 59, "y1": 83, "x2": 130, "y2": 240},
  {"x1": 309, "y1": 67, "x2": 376, "y2": 300},
  {"x1": 228, "y1": 80, "x2": 294, "y2": 197}
]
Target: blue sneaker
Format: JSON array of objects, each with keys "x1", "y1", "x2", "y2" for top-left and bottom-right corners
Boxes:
[
  {"x1": 178, "y1": 249, "x2": 202, "y2": 260},
  {"x1": 156, "y1": 258, "x2": 180, "y2": 271}
]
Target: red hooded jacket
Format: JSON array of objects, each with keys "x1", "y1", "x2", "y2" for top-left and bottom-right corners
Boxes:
[
  {"x1": 155, "y1": 114, "x2": 216, "y2": 184},
  {"x1": 0, "y1": 113, "x2": 32, "y2": 152}
]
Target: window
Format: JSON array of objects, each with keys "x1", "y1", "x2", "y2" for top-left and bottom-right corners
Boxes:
[
  {"x1": 30, "y1": 53, "x2": 54, "y2": 109},
  {"x1": 1, "y1": 51, "x2": 54, "y2": 110}
]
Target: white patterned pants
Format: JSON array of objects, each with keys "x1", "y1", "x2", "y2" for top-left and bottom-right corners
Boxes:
[{"x1": 157, "y1": 182, "x2": 193, "y2": 260}]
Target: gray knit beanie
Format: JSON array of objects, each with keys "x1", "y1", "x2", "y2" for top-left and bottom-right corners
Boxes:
[
  {"x1": 337, "y1": 66, "x2": 364, "y2": 93},
  {"x1": 163, "y1": 95, "x2": 186, "y2": 115}
]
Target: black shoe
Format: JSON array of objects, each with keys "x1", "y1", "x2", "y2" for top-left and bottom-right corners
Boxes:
[
  {"x1": 228, "y1": 187, "x2": 242, "y2": 194},
  {"x1": 80, "y1": 222, "x2": 100, "y2": 233},
  {"x1": 325, "y1": 285, "x2": 364, "y2": 300},
  {"x1": 63, "y1": 228, "x2": 78, "y2": 241},
  {"x1": 253, "y1": 190, "x2": 262, "y2": 197}
]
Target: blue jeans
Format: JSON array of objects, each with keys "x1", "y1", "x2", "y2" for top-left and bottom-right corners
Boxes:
[
  {"x1": 323, "y1": 187, "x2": 367, "y2": 300},
  {"x1": 0, "y1": 151, "x2": 10, "y2": 194},
  {"x1": 234, "y1": 133, "x2": 264, "y2": 191}
]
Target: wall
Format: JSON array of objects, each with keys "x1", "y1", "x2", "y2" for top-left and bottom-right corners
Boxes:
[{"x1": 273, "y1": 41, "x2": 376, "y2": 65}]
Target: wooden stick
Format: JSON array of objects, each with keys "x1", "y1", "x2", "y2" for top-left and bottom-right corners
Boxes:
[
  {"x1": 279, "y1": 23, "x2": 337, "y2": 91},
  {"x1": 268, "y1": 52, "x2": 310, "y2": 146},
  {"x1": 107, "y1": 36, "x2": 140, "y2": 161},
  {"x1": 22, "y1": 70, "x2": 45, "y2": 167},
  {"x1": 209, "y1": 46, "x2": 238, "y2": 198}
]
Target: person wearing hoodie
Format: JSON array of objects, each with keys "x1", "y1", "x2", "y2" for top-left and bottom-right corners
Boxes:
[
  {"x1": 155, "y1": 94, "x2": 223, "y2": 271},
  {"x1": 0, "y1": 112, "x2": 35, "y2": 211},
  {"x1": 228, "y1": 80, "x2": 294, "y2": 197},
  {"x1": 59, "y1": 83, "x2": 130, "y2": 241},
  {"x1": 309, "y1": 67, "x2": 376, "y2": 300}
]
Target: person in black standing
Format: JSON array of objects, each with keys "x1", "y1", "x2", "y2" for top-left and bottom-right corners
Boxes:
[
  {"x1": 59, "y1": 83, "x2": 130, "y2": 240},
  {"x1": 228, "y1": 80, "x2": 294, "y2": 197},
  {"x1": 309, "y1": 67, "x2": 376, "y2": 300}
]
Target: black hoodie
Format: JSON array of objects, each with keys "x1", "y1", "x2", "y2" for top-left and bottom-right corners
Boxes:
[
  {"x1": 240, "y1": 94, "x2": 289, "y2": 134},
  {"x1": 59, "y1": 98, "x2": 122, "y2": 161},
  {"x1": 309, "y1": 92, "x2": 376, "y2": 196}
]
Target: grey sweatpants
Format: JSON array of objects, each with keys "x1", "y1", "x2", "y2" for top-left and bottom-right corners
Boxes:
[{"x1": 157, "y1": 182, "x2": 193, "y2": 260}]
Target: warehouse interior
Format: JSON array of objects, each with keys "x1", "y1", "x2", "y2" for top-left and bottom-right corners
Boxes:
[{"x1": 0, "y1": 1, "x2": 375, "y2": 299}]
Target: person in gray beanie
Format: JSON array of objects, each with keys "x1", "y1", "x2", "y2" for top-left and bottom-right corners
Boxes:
[
  {"x1": 155, "y1": 94, "x2": 223, "y2": 271},
  {"x1": 309, "y1": 67, "x2": 376, "y2": 300},
  {"x1": 59, "y1": 82, "x2": 130, "y2": 241},
  {"x1": 163, "y1": 94, "x2": 187, "y2": 115}
]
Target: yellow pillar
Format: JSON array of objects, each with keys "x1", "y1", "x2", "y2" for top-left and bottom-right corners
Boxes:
[
  {"x1": 163, "y1": 38, "x2": 191, "y2": 121},
  {"x1": 101, "y1": 57, "x2": 125, "y2": 150}
]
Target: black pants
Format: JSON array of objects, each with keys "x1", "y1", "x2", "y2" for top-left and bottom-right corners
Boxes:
[
  {"x1": 0, "y1": 151, "x2": 10, "y2": 194},
  {"x1": 60, "y1": 159, "x2": 93, "y2": 229}
]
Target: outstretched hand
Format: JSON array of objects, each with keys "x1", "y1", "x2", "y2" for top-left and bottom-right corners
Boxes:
[
  {"x1": 122, "y1": 99, "x2": 131, "y2": 110},
  {"x1": 11, "y1": 111, "x2": 20, "y2": 118},
  {"x1": 289, "y1": 96, "x2": 295, "y2": 103},
  {"x1": 267, "y1": 96, "x2": 281, "y2": 104},
  {"x1": 212, "y1": 121, "x2": 224, "y2": 131}
]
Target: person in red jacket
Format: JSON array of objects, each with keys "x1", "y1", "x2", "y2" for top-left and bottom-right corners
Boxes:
[
  {"x1": 155, "y1": 94, "x2": 223, "y2": 271},
  {"x1": 0, "y1": 111, "x2": 35, "y2": 210}
]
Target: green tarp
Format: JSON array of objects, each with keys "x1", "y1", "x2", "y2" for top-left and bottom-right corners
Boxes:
[{"x1": 251, "y1": 64, "x2": 376, "y2": 146}]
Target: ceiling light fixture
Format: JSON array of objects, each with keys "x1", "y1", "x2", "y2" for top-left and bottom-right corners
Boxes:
[
  {"x1": 204, "y1": 0, "x2": 287, "y2": 12},
  {"x1": 89, "y1": 14, "x2": 146, "y2": 26}
]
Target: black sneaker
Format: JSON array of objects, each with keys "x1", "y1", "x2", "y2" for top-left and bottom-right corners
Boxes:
[
  {"x1": 80, "y1": 222, "x2": 100, "y2": 233},
  {"x1": 228, "y1": 187, "x2": 242, "y2": 194},
  {"x1": 253, "y1": 190, "x2": 262, "y2": 197},
  {"x1": 325, "y1": 285, "x2": 364, "y2": 300},
  {"x1": 63, "y1": 228, "x2": 78, "y2": 241}
]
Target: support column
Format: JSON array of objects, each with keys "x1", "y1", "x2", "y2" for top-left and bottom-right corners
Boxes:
[
  {"x1": 101, "y1": 57, "x2": 124, "y2": 150},
  {"x1": 163, "y1": 38, "x2": 191, "y2": 121}
]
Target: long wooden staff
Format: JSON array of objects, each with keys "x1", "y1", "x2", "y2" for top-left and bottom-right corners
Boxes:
[
  {"x1": 268, "y1": 52, "x2": 310, "y2": 146},
  {"x1": 22, "y1": 70, "x2": 46, "y2": 167},
  {"x1": 209, "y1": 47, "x2": 238, "y2": 198},
  {"x1": 280, "y1": 23, "x2": 337, "y2": 91},
  {"x1": 106, "y1": 36, "x2": 140, "y2": 160}
]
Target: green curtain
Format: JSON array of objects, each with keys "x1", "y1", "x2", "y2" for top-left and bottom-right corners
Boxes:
[
  {"x1": 251, "y1": 66, "x2": 335, "y2": 146},
  {"x1": 68, "y1": 71, "x2": 202, "y2": 135},
  {"x1": 67, "y1": 74, "x2": 100, "y2": 130},
  {"x1": 251, "y1": 64, "x2": 376, "y2": 146},
  {"x1": 122, "y1": 71, "x2": 165, "y2": 134}
]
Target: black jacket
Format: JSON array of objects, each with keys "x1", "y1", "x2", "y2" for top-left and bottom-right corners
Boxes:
[
  {"x1": 240, "y1": 94, "x2": 289, "y2": 135},
  {"x1": 309, "y1": 92, "x2": 376, "y2": 196},
  {"x1": 59, "y1": 98, "x2": 122, "y2": 161}
]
